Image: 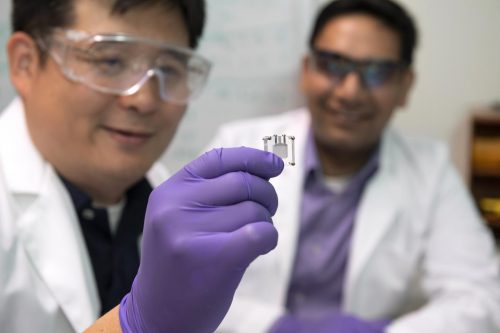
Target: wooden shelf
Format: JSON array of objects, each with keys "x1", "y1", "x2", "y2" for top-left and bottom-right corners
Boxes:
[
  {"x1": 484, "y1": 215, "x2": 500, "y2": 239},
  {"x1": 472, "y1": 108, "x2": 500, "y2": 125},
  {"x1": 468, "y1": 105, "x2": 500, "y2": 239},
  {"x1": 472, "y1": 173, "x2": 500, "y2": 179}
]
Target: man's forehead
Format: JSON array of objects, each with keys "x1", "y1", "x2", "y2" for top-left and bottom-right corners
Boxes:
[
  {"x1": 71, "y1": 0, "x2": 189, "y2": 47},
  {"x1": 74, "y1": 0, "x2": 116, "y2": 16},
  {"x1": 314, "y1": 13, "x2": 401, "y2": 62}
]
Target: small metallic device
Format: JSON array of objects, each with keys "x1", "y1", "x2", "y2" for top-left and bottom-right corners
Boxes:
[{"x1": 263, "y1": 135, "x2": 295, "y2": 166}]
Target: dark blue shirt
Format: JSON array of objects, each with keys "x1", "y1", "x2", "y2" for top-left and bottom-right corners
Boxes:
[{"x1": 60, "y1": 176, "x2": 152, "y2": 315}]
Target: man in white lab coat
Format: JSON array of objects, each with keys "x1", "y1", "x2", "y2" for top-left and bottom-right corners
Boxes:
[
  {"x1": 0, "y1": 0, "x2": 286, "y2": 332},
  {"x1": 0, "y1": 0, "x2": 206, "y2": 330},
  {"x1": 209, "y1": 0, "x2": 500, "y2": 332}
]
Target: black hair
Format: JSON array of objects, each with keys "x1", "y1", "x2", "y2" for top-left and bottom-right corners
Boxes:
[
  {"x1": 12, "y1": 0, "x2": 206, "y2": 48},
  {"x1": 309, "y1": 0, "x2": 418, "y2": 66}
]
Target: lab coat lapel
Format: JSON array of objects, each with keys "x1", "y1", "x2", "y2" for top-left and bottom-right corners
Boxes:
[
  {"x1": 17, "y1": 172, "x2": 100, "y2": 331},
  {"x1": 1, "y1": 99, "x2": 100, "y2": 332},
  {"x1": 343, "y1": 133, "x2": 401, "y2": 309}
]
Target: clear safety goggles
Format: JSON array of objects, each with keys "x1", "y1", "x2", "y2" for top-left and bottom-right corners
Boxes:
[
  {"x1": 38, "y1": 29, "x2": 212, "y2": 105},
  {"x1": 310, "y1": 48, "x2": 406, "y2": 89}
]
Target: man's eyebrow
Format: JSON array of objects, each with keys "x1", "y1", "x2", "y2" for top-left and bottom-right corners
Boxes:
[
  {"x1": 156, "y1": 50, "x2": 188, "y2": 65},
  {"x1": 315, "y1": 49, "x2": 400, "y2": 64}
]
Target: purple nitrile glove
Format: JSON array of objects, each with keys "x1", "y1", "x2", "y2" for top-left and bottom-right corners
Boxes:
[
  {"x1": 269, "y1": 312, "x2": 390, "y2": 333},
  {"x1": 119, "y1": 147, "x2": 284, "y2": 333}
]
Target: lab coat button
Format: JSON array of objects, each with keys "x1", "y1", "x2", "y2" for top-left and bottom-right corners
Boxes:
[{"x1": 82, "y1": 208, "x2": 95, "y2": 220}]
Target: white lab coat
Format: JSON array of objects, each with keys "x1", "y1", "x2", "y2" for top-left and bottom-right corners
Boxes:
[
  {"x1": 209, "y1": 108, "x2": 500, "y2": 333},
  {"x1": 0, "y1": 98, "x2": 168, "y2": 332}
]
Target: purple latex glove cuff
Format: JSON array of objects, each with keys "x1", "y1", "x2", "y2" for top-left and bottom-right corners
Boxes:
[{"x1": 119, "y1": 293, "x2": 139, "y2": 333}]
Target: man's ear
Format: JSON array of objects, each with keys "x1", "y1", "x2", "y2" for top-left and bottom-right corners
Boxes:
[
  {"x1": 396, "y1": 68, "x2": 415, "y2": 108},
  {"x1": 7, "y1": 32, "x2": 42, "y2": 98}
]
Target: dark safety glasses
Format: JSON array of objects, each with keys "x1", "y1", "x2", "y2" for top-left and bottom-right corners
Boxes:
[{"x1": 309, "y1": 48, "x2": 406, "y2": 88}]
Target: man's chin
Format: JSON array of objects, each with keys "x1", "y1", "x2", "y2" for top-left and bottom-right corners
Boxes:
[
  {"x1": 317, "y1": 133, "x2": 366, "y2": 152},
  {"x1": 101, "y1": 162, "x2": 152, "y2": 185}
]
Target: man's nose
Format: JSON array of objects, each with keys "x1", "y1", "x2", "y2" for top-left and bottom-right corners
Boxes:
[
  {"x1": 118, "y1": 70, "x2": 162, "y2": 114},
  {"x1": 333, "y1": 70, "x2": 365, "y2": 101}
]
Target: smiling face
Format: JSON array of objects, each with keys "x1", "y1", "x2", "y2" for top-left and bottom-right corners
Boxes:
[
  {"x1": 11, "y1": 0, "x2": 191, "y2": 202},
  {"x1": 301, "y1": 13, "x2": 414, "y2": 157}
]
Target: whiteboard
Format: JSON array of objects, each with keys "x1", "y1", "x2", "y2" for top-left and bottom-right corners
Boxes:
[{"x1": 164, "y1": 0, "x2": 326, "y2": 171}]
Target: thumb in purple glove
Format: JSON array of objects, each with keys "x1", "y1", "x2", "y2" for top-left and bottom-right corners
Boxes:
[
  {"x1": 269, "y1": 312, "x2": 390, "y2": 333},
  {"x1": 120, "y1": 147, "x2": 284, "y2": 333}
]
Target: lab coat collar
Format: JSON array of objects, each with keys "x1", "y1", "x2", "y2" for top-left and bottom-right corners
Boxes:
[
  {"x1": 275, "y1": 109, "x2": 402, "y2": 299},
  {"x1": 343, "y1": 129, "x2": 403, "y2": 307}
]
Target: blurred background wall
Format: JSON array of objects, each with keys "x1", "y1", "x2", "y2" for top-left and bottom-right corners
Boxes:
[{"x1": 1, "y1": 0, "x2": 499, "y2": 174}]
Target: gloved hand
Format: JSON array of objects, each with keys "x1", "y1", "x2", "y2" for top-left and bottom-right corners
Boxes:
[
  {"x1": 269, "y1": 312, "x2": 389, "y2": 333},
  {"x1": 119, "y1": 147, "x2": 284, "y2": 333}
]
